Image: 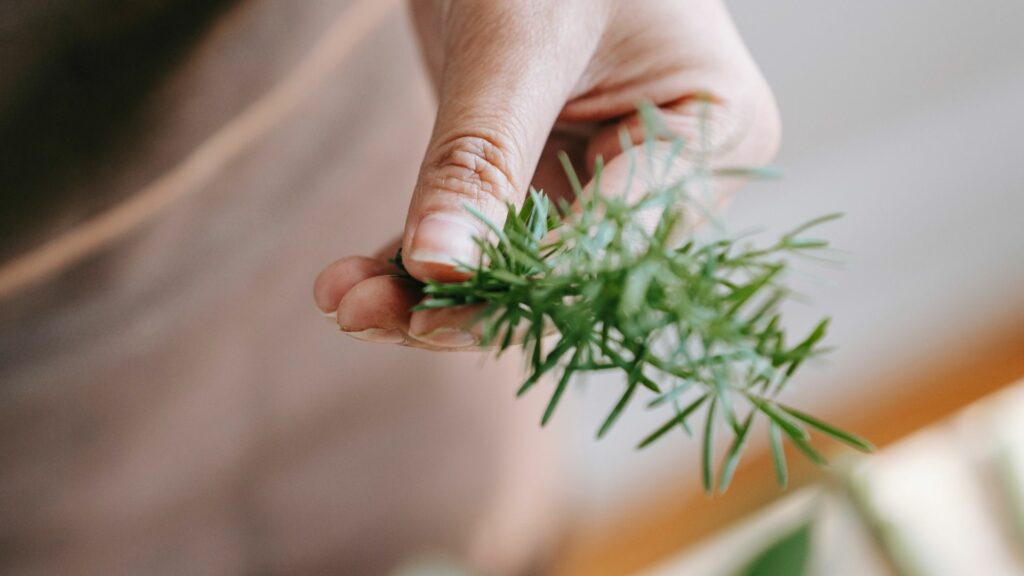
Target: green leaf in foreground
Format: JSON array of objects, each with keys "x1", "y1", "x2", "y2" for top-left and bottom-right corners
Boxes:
[
  {"x1": 735, "y1": 520, "x2": 813, "y2": 576},
  {"x1": 392, "y1": 104, "x2": 870, "y2": 489}
]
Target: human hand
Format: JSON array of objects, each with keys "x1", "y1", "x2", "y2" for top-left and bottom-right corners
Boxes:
[{"x1": 314, "y1": 0, "x2": 780, "y2": 349}]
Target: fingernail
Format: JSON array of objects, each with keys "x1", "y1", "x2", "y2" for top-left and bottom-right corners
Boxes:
[
  {"x1": 415, "y1": 328, "x2": 476, "y2": 348},
  {"x1": 343, "y1": 328, "x2": 405, "y2": 344},
  {"x1": 322, "y1": 310, "x2": 338, "y2": 324},
  {"x1": 408, "y1": 213, "x2": 480, "y2": 267}
]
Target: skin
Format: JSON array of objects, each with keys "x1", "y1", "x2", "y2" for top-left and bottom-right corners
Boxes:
[{"x1": 314, "y1": 0, "x2": 780, "y2": 350}]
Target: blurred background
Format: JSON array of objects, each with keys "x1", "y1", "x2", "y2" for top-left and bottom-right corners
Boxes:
[{"x1": 1, "y1": 1, "x2": 1022, "y2": 575}]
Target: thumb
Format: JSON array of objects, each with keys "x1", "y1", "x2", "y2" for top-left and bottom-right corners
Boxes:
[{"x1": 401, "y1": 1, "x2": 607, "y2": 282}]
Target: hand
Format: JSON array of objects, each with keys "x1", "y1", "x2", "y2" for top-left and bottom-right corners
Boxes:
[{"x1": 314, "y1": 0, "x2": 780, "y2": 349}]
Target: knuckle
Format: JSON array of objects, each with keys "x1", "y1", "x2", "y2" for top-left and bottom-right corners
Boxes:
[
  {"x1": 426, "y1": 132, "x2": 520, "y2": 207},
  {"x1": 717, "y1": 80, "x2": 782, "y2": 165},
  {"x1": 667, "y1": 80, "x2": 781, "y2": 166}
]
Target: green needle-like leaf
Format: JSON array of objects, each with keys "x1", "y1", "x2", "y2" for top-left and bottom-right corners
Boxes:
[
  {"x1": 386, "y1": 104, "x2": 865, "y2": 489},
  {"x1": 638, "y1": 393, "x2": 710, "y2": 449},
  {"x1": 598, "y1": 380, "x2": 639, "y2": 439},
  {"x1": 779, "y1": 404, "x2": 875, "y2": 452},
  {"x1": 749, "y1": 396, "x2": 810, "y2": 442},
  {"x1": 787, "y1": 430, "x2": 828, "y2": 467},
  {"x1": 541, "y1": 347, "x2": 582, "y2": 426},
  {"x1": 718, "y1": 412, "x2": 756, "y2": 492},
  {"x1": 784, "y1": 212, "x2": 844, "y2": 239},
  {"x1": 770, "y1": 422, "x2": 789, "y2": 488},
  {"x1": 702, "y1": 398, "x2": 719, "y2": 493}
]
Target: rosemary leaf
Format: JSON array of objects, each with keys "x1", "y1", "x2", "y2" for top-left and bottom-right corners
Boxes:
[{"x1": 391, "y1": 105, "x2": 868, "y2": 489}]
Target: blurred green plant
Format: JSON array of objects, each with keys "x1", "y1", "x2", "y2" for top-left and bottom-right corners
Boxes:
[
  {"x1": 395, "y1": 106, "x2": 872, "y2": 491},
  {"x1": 841, "y1": 466, "x2": 927, "y2": 576},
  {"x1": 994, "y1": 443, "x2": 1024, "y2": 549},
  {"x1": 735, "y1": 520, "x2": 813, "y2": 576}
]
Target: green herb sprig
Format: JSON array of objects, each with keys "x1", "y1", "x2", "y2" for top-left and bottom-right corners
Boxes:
[{"x1": 395, "y1": 108, "x2": 872, "y2": 491}]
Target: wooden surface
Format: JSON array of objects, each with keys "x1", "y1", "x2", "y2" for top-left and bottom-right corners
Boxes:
[{"x1": 642, "y1": 380, "x2": 1024, "y2": 576}]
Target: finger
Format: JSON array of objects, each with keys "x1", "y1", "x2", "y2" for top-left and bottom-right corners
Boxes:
[
  {"x1": 586, "y1": 93, "x2": 777, "y2": 175},
  {"x1": 313, "y1": 256, "x2": 396, "y2": 313},
  {"x1": 409, "y1": 304, "x2": 485, "y2": 349},
  {"x1": 581, "y1": 93, "x2": 780, "y2": 234},
  {"x1": 401, "y1": 1, "x2": 610, "y2": 282},
  {"x1": 335, "y1": 275, "x2": 421, "y2": 344},
  {"x1": 410, "y1": 304, "x2": 557, "y2": 350}
]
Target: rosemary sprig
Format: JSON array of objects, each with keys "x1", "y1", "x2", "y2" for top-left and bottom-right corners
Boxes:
[{"x1": 394, "y1": 110, "x2": 873, "y2": 490}]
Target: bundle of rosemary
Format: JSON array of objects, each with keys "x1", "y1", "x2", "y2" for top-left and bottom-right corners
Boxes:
[{"x1": 395, "y1": 111, "x2": 872, "y2": 492}]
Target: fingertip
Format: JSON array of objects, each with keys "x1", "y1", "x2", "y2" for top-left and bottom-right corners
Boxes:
[
  {"x1": 404, "y1": 212, "x2": 481, "y2": 282},
  {"x1": 335, "y1": 275, "x2": 421, "y2": 334},
  {"x1": 402, "y1": 259, "x2": 474, "y2": 283},
  {"x1": 409, "y1": 306, "x2": 484, "y2": 349},
  {"x1": 313, "y1": 256, "x2": 394, "y2": 313}
]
